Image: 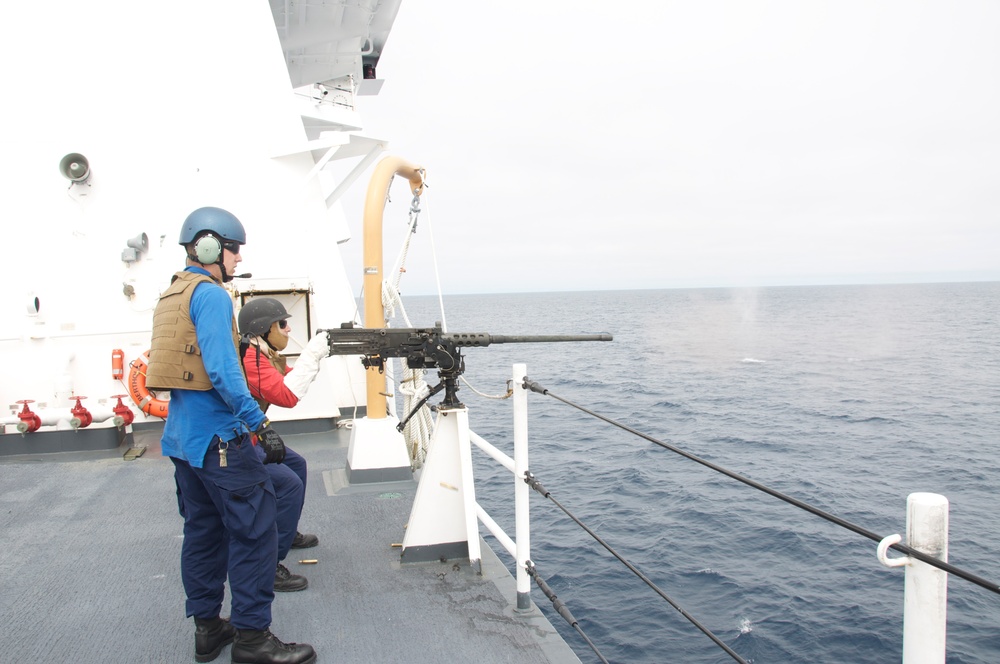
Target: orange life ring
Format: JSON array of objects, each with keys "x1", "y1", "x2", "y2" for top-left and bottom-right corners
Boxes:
[{"x1": 127, "y1": 350, "x2": 169, "y2": 419}]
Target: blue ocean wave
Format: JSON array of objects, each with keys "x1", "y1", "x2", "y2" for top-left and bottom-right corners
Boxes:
[{"x1": 407, "y1": 283, "x2": 1000, "y2": 663}]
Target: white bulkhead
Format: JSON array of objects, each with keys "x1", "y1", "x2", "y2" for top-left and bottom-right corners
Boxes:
[{"x1": 0, "y1": 1, "x2": 397, "y2": 434}]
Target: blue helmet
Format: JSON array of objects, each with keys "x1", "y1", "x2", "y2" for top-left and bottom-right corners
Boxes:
[{"x1": 178, "y1": 207, "x2": 247, "y2": 246}]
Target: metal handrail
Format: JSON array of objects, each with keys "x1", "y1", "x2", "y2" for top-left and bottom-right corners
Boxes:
[{"x1": 467, "y1": 363, "x2": 533, "y2": 610}]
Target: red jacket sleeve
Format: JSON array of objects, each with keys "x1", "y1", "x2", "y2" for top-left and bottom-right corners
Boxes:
[{"x1": 244, "y1": 345, "x2": 301, "y2": 409}]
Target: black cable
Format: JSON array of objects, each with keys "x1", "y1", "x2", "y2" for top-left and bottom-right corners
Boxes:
[
  {"x1": 254, "y1": 341, "x2": 262, "y2": 402},
  {"x1": 524, "y1": 379, "x2": 1000, "y2": 596},
  {"x1": 526, "y1": 473, "x2": 748, "y2": 664},
  {"x1": 525, "y1": 563, "x2": 610, "y2": 664},
  {"x1": 238, "y1": 335, "x2": 264, "y2": 407}
]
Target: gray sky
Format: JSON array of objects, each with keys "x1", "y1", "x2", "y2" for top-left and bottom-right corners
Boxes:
[{"x1": 343, "y1": 0, "x2": 1000, "y2": 295}]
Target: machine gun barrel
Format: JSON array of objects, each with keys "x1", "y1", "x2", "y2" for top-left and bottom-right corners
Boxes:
[
  {"x1": 482, "y1": 333, "x2": 613, "y2": 345},
  {"x1": 320, "y1": 324, "x2": 612, "y2": 359}
]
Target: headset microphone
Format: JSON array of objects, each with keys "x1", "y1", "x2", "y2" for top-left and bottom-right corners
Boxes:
[{"x1": 234, "y1": 273, "x2": 253, "y2": 278}]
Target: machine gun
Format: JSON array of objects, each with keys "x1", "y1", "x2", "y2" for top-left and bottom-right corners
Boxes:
[{"x1": 320, "y1": 322, "x2": 612, "y2": 429}]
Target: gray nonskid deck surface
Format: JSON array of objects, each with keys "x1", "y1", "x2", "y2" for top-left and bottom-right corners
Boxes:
[{"x1": 0, "y1": 427, "x2": 580, "y2": 663}]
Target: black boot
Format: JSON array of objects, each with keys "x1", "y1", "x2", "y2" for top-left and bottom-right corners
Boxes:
[
  {"x1": 194, "y1": 616, "x2": 236, "y2": 663},
  {"x1": 290, "y1": 531, "x2": 318, "y2": 549},
  {"x1": 274, "y1": 562, "x2": 308, "y2": 592},
  {"x1": 231, "y1": 629, "x2": 316, "y2": 664}
]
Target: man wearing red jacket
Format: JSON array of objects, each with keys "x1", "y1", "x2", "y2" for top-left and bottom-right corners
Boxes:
[{"x1": 238, "y1": 298, "x2": 330, "y2": 593}]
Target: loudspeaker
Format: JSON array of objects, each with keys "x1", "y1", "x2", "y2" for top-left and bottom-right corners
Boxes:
[
  {"x1": 121, "y1": 232, "x2": 149, "y2": 263},
  {"x1": 194, "y1": 233, "x2": 222, "y2": 264},
  {"x1": 126, "y1": 233, "x2": 149, "y2": 253},
  {"x1": 59, "y1": 153, "x2": 91, "y2": 183}
]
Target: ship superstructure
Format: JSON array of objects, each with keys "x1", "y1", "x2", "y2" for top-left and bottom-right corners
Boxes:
[{"x1": 0, "y1": 0, "x2": 404, "y2": 448}]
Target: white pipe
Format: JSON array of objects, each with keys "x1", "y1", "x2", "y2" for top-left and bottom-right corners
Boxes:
[
  {"x1": 4, "y1": 406, "x2": 128, "y2": 432},
  {"x1": 83, "y1": 405, "x2": 132, "y2": 427},
  {"x1": 17, "y1": 408, "x2": 80, "y2": 431},
  {"x1": 469, "y1": 431, "x2": 514, "y2": 473},
  {"x1": 513, "y1": 363, "x2": 532, "y2": 611},
  {"x1": 476, "y1": 503, "x2": 516, "y2": 559},
  {"x1": 902, "y1": 492, "x2": 949, "y2": 664},
  {"x1": 0, "y1": 416, "x2": 79, "y2": 431}
]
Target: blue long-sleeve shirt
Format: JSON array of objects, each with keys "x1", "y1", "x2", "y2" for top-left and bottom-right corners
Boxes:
[{"x1": 159, "y1": 267, "x2": 266, "y2": 467}]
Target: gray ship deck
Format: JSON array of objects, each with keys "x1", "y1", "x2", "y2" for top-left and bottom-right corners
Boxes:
[{"x1": 0, "y1": 425, "x2": 580, "y2": 663}]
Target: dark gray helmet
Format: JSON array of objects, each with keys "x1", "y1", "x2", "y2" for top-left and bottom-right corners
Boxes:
[{"x1": 238, "y1": 298, "x2": 290, "y2": 337}]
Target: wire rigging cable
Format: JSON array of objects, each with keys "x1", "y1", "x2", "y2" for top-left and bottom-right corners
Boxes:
[
  {"x1": 525, "y1": 562, "x2": 610, "y2": 664},
  {"x1": 523, "y1": 379, "x2": 1000, "y2": 596},
  {"x1": 525, "y1": 473, "x2": 749, "y2": 664}
]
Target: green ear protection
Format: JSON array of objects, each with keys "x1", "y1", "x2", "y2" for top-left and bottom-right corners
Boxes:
[{"x1": 194, "y1": 233, "x2": 222, "y2": 264}]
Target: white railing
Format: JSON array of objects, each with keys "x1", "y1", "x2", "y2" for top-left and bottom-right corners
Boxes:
[
  {"x1": 468, "y1": 363, "x2": 533, "y2": 610},
  {"x1": 464, "y1": 362, "x2": 955, "y2": 660},
  {"x1": 469, "y1": 364, "x2": 531, "y2": 610}
]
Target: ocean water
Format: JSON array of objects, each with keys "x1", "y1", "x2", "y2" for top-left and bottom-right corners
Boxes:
[{"x1": 397, "y1": 282, "x2": 1000, "y2": 663}]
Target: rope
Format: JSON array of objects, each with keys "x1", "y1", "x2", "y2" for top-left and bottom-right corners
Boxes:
[
  {"x1": 525, "y1": 562, "x2": 610, "y2": 664},
  {"x1": 378, "y1": 174, "x2": 436, "y2": 467},
  {"x1": 379, "y1": 282, "x2": 434, "y2": 466},
  {"x1": 399, "y1": 369, "x2": 434, "y2": 466},
  {"x1": 524, "y1": 378, "x2": 1000, "y2": 596},
  {"x1": 525, "y1": 473, "x2": 749, "y2": 664}
]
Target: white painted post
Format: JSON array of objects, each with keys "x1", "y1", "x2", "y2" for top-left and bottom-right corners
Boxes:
[
  {"x1": 456, "y1": 408, "x2": 482, "y2": 573},
  {"x1": 902, "y1": 492, "x2": 949, "y2": 664},
  {"x1": 513, "y1": 363, "x2": 532, "y2": 611}
]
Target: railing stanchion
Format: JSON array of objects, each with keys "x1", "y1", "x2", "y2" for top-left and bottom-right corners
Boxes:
[
  {"x1": 513, "y1": 363, "x2": 532, "y2": 610},
  {"x1": 902, "y1": 492, "x2": 949, "y2": 664}
]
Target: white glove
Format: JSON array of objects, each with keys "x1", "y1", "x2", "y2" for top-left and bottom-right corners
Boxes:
[
  {"x1": 304, "y1": 330, "x2": 331, "y2": 359},
  {"x1": 284, "y1": 330, "x2": 330, "y2": 399}
]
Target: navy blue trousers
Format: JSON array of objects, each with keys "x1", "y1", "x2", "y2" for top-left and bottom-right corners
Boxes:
[
  {"x1": 172, "y1": 433, "x2": 277, "y2": 630},
  {"x1": 258, "y1": 446, "x2": 307, "y2": 562}
]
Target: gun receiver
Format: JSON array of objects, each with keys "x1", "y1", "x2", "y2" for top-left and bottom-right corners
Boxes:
[{"x1": 319, "y1": 322, "x2": 612, "y2": 426}]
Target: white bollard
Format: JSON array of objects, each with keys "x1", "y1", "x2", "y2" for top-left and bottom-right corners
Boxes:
[{"x1": 902, "y1": 492, "x2": 949, "y2": 664}]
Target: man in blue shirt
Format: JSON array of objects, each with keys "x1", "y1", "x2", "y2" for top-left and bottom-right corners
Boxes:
[{"x1": 146, "y1": 207, "x2": 316, "y2": 664}]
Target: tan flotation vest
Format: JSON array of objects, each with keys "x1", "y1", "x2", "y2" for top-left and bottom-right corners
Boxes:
[
  {"x1": 146, "y1": 271, "x2": 240, "y2": 391},
  {"x1": 269, "y1": 350, "x2": 289, "y2": 376}
]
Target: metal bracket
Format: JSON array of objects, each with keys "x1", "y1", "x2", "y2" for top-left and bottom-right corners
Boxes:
[{"x1": 877, "y1": 533, "x2": 908, "y2": 567}]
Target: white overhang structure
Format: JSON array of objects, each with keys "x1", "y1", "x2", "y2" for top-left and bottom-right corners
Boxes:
[{"x1": 268, "y1": 0, "x2": 403, "y2": 205}]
